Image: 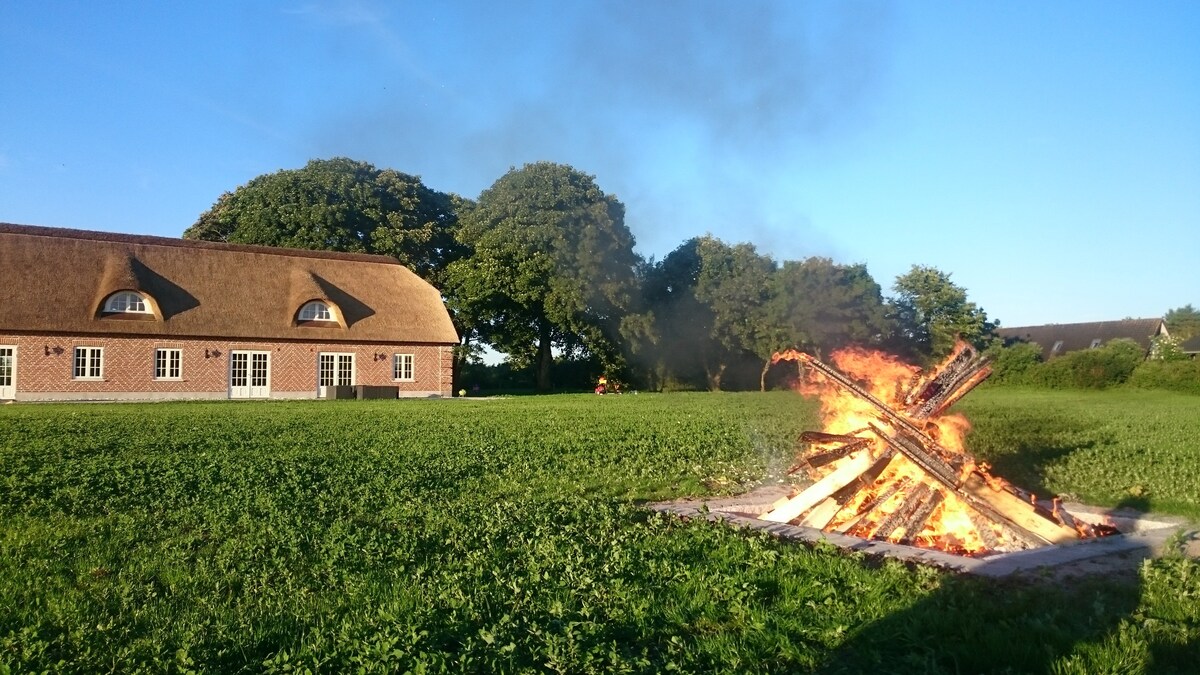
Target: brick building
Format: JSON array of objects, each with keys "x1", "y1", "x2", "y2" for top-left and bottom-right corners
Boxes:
[{"x1": 0, "y1": 223, "x2": 458, "y2": 401}]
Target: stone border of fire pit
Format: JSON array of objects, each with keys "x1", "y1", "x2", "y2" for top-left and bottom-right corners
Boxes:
[{"x1": 648, "y1": 484, "x2": 1200, "y2": 578}]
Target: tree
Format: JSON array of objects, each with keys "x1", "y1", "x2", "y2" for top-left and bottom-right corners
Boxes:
[
  {"x1": 691, "y1": 236, "x2": 777, "y2": 390},
  {"x1": 889, "y1": 265, "x2": 996, "y2": 362},
  {"x1": 1165, "y1": 304, "x2": 1200, "y2": 341},
  {"x1": 444, "y1": 162, "x2": 641, "y2": 391},
  {"x1": 185, "y1": 157, "x2": 463, "y2": 289},
  {"x1": 769, "y1": 257, "x2": 890, "y2": 357}
]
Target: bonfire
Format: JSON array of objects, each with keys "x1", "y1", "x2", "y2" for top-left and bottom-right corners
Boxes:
[{"x1": 764, "y1": 343, "x2": 1116, "y2": 555}]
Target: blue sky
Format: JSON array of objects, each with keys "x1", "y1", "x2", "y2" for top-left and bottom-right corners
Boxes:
[{"x1": 2, "y1": 1, "x2": 1197, "y2": 328}]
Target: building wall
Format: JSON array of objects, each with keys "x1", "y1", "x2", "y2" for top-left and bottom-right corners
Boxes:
[{"x1": 0, "y1": 333, "x2": 453, "y2": 401}]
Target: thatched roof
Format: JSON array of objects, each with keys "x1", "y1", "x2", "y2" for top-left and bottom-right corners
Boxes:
[
  {"x1": 996, "y1": 318, "x2": 1166, "y2": 360},
  {"x1": 0, "y1": 223, "x2": 458, "y2": 344}
]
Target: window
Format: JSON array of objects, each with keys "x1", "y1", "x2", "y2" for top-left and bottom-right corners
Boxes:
[
  {"x1": 1051, "y1": 340, "x2": 1064, "y2": 355},
  {"x1": 73, "y1": 347, "x2": 104, "y2": 379},
  {"x1": 1090, "y1": 339, "x2": 1103, "y2": 349},
  {"x1": 393, "y1": 353, "x2": 414, "y2": 381},
  {"x1": 155, "y1": 348, "x2": 182, "y2": 380},
  {"x1": 318, "y1": 352, "x2": 355, "y2": 394},
  {"x1": 298, "y1": 301, "x2": 334, "y2": 322},
  {"x1": 103, "y1": 291, "x2": 151, "y2": 314}
]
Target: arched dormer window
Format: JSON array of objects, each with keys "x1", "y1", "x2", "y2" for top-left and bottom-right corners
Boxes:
[
  {"x1": 298, "y1": 300, "x2": 335, "y2": 322},
  {"x1": 103, "y1": 291, "x2": 152, "y2": 314}
]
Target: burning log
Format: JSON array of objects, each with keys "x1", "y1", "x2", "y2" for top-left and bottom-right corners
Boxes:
[
  {"x1": 765, "y1": 345, "x2": 1110, "y2": 555},
  {"x1": 902, "y1": 343, "x2": 993, "y2": 420},
  {"x1": 764, "y1": 449, "x2": 874, "y2": 524}
]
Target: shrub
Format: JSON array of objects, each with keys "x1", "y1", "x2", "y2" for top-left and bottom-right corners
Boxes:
[
  {"x1": 1128, "y1": 358, "x2": 1200, "y2": 394},
  {"x1": 985, "y1": 342, "x2": 1043, "y2": 384},
  {"x1": 1149, "y1": 335, "x2": 1189, "y2": 362},
  {"x1": 1028, "y1": 339, "x2": 1143, "y2": 389}
]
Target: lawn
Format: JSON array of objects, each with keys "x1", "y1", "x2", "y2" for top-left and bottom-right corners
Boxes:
[{"x1": 1, "y1": 390, "x2": 1198, "y2": 673}]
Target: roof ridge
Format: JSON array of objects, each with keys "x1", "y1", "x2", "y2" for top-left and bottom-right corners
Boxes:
[
  {"x1": 0, "y1": 222, "x2": 400, "y2": 265},
  {"x1": 1000, "y1": 318, "x2": 1163, "y2": 330}
]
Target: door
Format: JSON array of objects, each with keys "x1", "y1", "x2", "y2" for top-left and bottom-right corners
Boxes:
[
  {"x1": 0, "y1": 346, "x2": 14, "y2": 400},
  {"x1": 230, "y1": 350, "x2": 271, "y2": 399},
  {"x1": 317, "y1": 352, "x2": 355, "y2": 398}
]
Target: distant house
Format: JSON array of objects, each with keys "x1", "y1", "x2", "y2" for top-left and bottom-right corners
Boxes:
[
  {"x1": 996, "y1": 318, "x2": 1168, "y2": 360},
  {"x1": 0, "y1": 223, "x2": 458, "y2": 401},
  {"x1": 1181, "y1": 335, "x2": 1200, "y2": 359}
]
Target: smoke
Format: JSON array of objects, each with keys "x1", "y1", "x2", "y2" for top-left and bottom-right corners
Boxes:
[{"x1": 304, "y1": 0, "x2": 893, "y2": 261}]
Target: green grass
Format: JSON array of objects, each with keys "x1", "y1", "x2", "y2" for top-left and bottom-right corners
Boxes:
[
  {"x1": 1, "y1": 391, "x2": 1198, "y2": 673},
  {"x1": 960, "y1": 387, "x2": 1200, "y2": 519}
]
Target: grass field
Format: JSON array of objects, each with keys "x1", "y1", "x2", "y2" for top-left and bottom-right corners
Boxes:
[{"x1": 1, "y1": 390, "x2": 1199, "y2": 673}]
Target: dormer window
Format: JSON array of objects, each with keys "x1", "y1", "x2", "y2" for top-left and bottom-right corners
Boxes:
[
  {"x1": 1090, "y1": 338, "x2": 1103, "y2": 349},
  {"x1": 103, "y1": 291, "x2": 152, "y2": 314},
  {"x1": 298, "y1": 301, "x2": 334, "y2": 322}
]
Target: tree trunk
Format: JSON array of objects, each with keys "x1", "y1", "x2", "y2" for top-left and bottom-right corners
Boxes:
[
  {"x1": 536, "y1": 321, "x2": 553, "y2": 391},
  {"x1": 760, "y1": 358, "x2": 771, "y2": 392},
  {"x1": 451, "y1": 337, "x2": 470, "y2": 394},
  {"x1": 705, "y1": 363, "x2": 725, "y2": 391}
]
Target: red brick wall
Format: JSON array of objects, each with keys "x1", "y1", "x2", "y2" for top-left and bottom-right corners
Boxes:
[{"x1": 0, "y1": 333, "x2": 453, "y2": 400}]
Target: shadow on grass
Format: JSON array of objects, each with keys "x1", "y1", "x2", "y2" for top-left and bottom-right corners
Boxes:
[{"x1": 816, "y1": 559, "x2": 1145, "y2": 674}]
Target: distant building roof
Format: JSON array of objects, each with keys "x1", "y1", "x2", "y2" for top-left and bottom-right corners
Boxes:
[
  {"x1": 1181, "y1": 334, "x2": 1200, "y2": 355},
  {"x1": 996, "y1": 318, "x2": 1167, "y2": 360},
  {"x1": 0, "y1": 222, "x2": 459, "y2": 344}
]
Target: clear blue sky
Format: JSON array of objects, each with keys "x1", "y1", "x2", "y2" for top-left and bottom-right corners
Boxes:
[{"x1": 2, "y1": 1, "x2": 1197, "y2": 327}]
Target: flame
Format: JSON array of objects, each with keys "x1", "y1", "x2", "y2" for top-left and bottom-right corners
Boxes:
[{"x1": 774, "y1": 343, "x2": 1014, "y2": 554}]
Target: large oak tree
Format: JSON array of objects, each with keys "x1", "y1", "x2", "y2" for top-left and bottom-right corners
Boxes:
[
  {"x1": 445, "y1": 162, "x2": 641, "y2": 391},
  {"x1": 184, "y1": 157, "x2": 463, "y2": 288}
]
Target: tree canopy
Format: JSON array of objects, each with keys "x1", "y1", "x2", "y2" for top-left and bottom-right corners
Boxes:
[
  {"x1": 889, "y1": 265, "x2": 996, "y2": 361},
  {"x1": 184, "y1": 158, "x2": 463, "y2": 287},
  {"x1": 691, "y1": 236, "x2": 777, "y2": 390},
  {"x1": 444, "y1": 162, "x2": 642, "y2": 391},
  {"x1": 1165, "y1": 304, "x2": 1200, "y2": 341},
  {"x1": 769, "y1": 257, "x2": 889, "y2": 358},
  {"x1": 184, "y1": 157, "x2": 1006, "y2": 391}
]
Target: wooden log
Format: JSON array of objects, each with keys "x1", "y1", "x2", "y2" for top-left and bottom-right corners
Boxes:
[
  {"x1": 803, "y1": 439, "x2": 871, "y2": 470},
  {"x1": 967, "y1": 511, "x2": 1003, "y2": 551},
  {"x1": 875, "y1": 483, "x2": 934, "y2": 541},
  {"x1": 800, "y1": 431, "x2": 867, "y2": 445},
  {"x1": 923, "y1": 365, "x2": 992, "y2": 419},
  {"x1": 833, "y1": 473, "x2": 911, "y2": 534},
  {"x1": 869, "y1": 425, "x2": 962, "y2": 488},
  {"x1": 762, "y1": 449, "x2": 873, "y2": 523},
  {"x1": 797, "y1": 451, "x2": 895, "y2": 529},
  {"x1": 903, "y1": 345, "x2": 991, "y2": 419},
  {"x1": 798, "y1": 498, "x2": 843, "y2": 529},
  {"x1": 897, "y1": 490, "x2": 945, "y2": 545},
  {"x1": 960, "y1": 474, "x2": 1080, "y2": 545},
  {"x1": 870, "y1": 426, "x2": 1049, "y2": 548}
]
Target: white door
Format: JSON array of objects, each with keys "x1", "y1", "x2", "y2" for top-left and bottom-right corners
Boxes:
[
  {"x1": 317, "y1": 352, "x2": 355, "y2": 397},
  {"x1": 230, "y1": 351, "x2": 271, "y2": 399},
  {"x1": 0, "y1": 346, "x2": 14, "y2": 400}
]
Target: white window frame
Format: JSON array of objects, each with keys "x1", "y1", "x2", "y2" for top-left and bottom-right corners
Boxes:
[
  {"x1": 298, "y1": 301, "x2": 334, "y2": 322},
  {"x1": 317, "y1": 352, "x2": 356, "y2": 397},
  {"x1": 0, "y1": 345, "x2": 15, "y2": 400},
  {"x1": 154, "y1": 348, "x2": 183, "y2": 380},
  {"x1": 393, "y1": 353, "x2": 414, "y2": 382},
  {"x1": 103, "y1": 291, "x2": 152, "y2": 314},
  {"x1": 1051, "y1": 340, "x2": 1064, "y2": 354},
  {"x1": 229, "y1": 350, "x2": 271, "y2": 399},
  {"x1": 1089, "y1": 339, "x2": 1103, "y2": 349},
  {"x1": 73, "y1": 346, "x2": 104, "y2": 380}
]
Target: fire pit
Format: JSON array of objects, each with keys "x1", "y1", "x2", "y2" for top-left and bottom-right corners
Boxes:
[{"x1": 650, "y1": 344, "x2": 1198, "y2": 577}]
